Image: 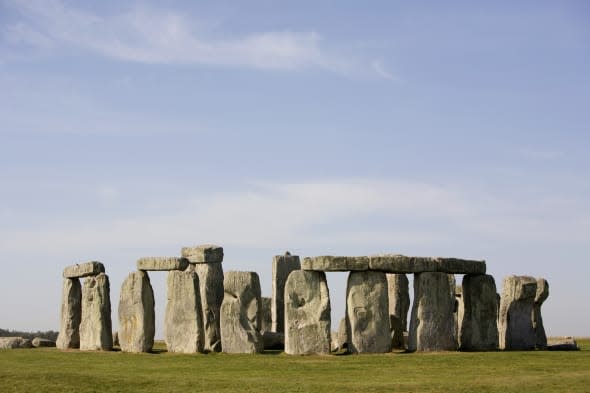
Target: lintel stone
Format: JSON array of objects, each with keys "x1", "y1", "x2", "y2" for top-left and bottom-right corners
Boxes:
[
  {"x1": 181, "y1": 244, "x2": 224, "y2": 264},
  {"x1": 137, "y1": 257, "x2": 188, "y2": 271},
  {"x1": 63, "y1": 261, "x2": 105, "y2": 278},
  {"x1": 302, "y1": 256, "x2": 369, "y2": 272}
]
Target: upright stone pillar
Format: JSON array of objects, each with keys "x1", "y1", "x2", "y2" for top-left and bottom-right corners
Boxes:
[
  {"x1": 534, "y1": 278, "x2": 549, "y2": 349},
  {"x1": 284, "y1": 270, "x2": 331, "y2": 355},
  {"x1": 408, "y1": 272, "x2": 456, "y2": 351},
  {"x1": 79, "y1": 273, "x2": 113, "y2": 351},
  {"x1": 56, "y1": 278, "x2": 82, "y2": 349},
  {"x1": 271, "y1": 252, "x2": 300, "y2": 333},
  {"x1": 498, "y1": 275, "x2": 537, "y2": 350},
  {"x1": 386, "y1": 273, "x2": 409, "y2": 349},
  {"x1": 260, "y1": 297, "x2": 272, "y2": 333},
  {"x1": 165, "y1": 270, "x2": 204, "y2": 353},
  {"x1": 346, "y1": 271, "x2": 391, "y2": 353},
  {"x1": 118, "y1": 271, "x2": 155, "y2": 353},
  {"x1": 458, "y1": 274, "x2": 499, "y2": 351}
]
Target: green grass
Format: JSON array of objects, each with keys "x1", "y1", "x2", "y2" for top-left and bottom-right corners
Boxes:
[{"x1": 1, "y1": 339, "x2": 589, "y2": 393}]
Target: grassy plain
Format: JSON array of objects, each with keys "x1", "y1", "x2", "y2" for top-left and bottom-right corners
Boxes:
[{"x1": 1, "y1": 339, "x2": 589, "y2": 393}]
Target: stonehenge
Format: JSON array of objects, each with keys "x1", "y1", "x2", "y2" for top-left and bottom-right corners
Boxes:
[
  {"x1": 387, "y1": 273, "x2": 409, "y2": 349},
  {"x1": 271, "y1": 252, "x2": 301, "y2": 333},
  {"x1": 80, "y1": 273, "x2": 113, "y2": 351},
  {"x1": 260, "y1": 297, "x2": 272, "y2": 333},
  {"x1": 534, "y1": 278, "x2": 549, "y2": 349},
  {"x1": 458, "y1": 274, "x2": 499, "y2": 351},
  {"x1": 118, "y1": 271, "x2": 155, "y2": 353},
  {"x1": 498, "y1": 275, "x2": 537, "y2": 350},
  {"x1": 56, "y1": 277, "x2": 82, "y2": 349}
]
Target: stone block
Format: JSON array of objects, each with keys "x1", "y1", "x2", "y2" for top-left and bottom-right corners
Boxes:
[
  {"x1": 534, "y1": 278, "x2": 549, "y2": 349},
  {"x1": 32, "y1": 337, "x2": 56, "y2": 347},
  {"x1": 136, "y1": 257, "x2": 188, "y2": 271},
  {"x1": 118, "y1": 271, "x2": 155, "y2": 353},
  {"x1": 302, "y1": 256, "x2": 369, "y2": 272},
  {"x1": 260, "y1": 296, "x2": 272, "y2": 333},
  {"x1": 458, "y1": 274, "x2": 499, "y2": 351},
  {"x1": 387, "y1": 273, "x2": 409, "y2": 349},
  {"x1": 181, "y1": 244, "x2": 224, "y2": 263},
  {"x1": 56, "y1": 277, "x2": 81, "y2": 350},
  {"x1": 271, "y1": 252, "x2": 301, "y2": 332},
  {"x1": 79, "y1": 273, "x2": 113, "y2": 351},
  {"x1": 0, "y1": 337, "x2": 32, "y2": 349},
  {"x1": 437, "y1": 258, "x2": 486, "y2": 274},
  {"x1": 498, "y1": 275, "x2": 537, "y2": 350},
  {"x1": 369, "y1": 255, "x2": 438, "y2": 273},
  {"x1": 63, "y1": 261, "x2": 105, "y2": 278}
]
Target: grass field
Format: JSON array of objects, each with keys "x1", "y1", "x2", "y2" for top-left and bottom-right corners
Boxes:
[{"x1": 1, "y1": 339, "x2": 589, "y2": 392}]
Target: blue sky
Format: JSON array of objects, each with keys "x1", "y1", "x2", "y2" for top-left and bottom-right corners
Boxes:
[{"x1": 1, "y1": 0, "x2": 589, "y2": 337}]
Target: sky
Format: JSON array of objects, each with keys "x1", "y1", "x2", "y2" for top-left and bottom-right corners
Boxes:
[{"x1": 0, "y1": 0, "x2": 589, "y2": 338}]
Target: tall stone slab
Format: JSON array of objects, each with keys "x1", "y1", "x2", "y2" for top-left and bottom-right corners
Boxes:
[
  {"x1": 220, "y1": 271, "x2": 263, "y2": 353},
  {"x1": 458, "y1": 274, "x2": 499, "y2": 351},
  {"x1": 386, "y1": 273, "x2": 409, "y2": 349},
  {"x1": 534, "y1": 278, "x2": 549, "y2": 349},
  {"x1": 284, "y1": 270, "x2": 331, "y2": 355},
  {"x1": 164, "y1": 270, "x2": 204, "y2": 353},
  {"x1": 260, "y1": 296, "x2": 272, "y2": 333},
  {"x1": 346, "y1": 271, "x2": 391, "y2": 353},
  {"x1": 408, "y1": 272, "x2": 457, "y2": 351},
  {"x1": 118, "y1": 271, "x2": 155, "y2": 353},
  {"x1": 498, "y1": 275, "x2": 537, "y2": 350},
  {"x1": 79, "y1": 273, "x2": 112, "y2": 351},
  {"x1": 56, "y1": 278, "x2": 82, "y2": 349},
  {"x1": 271, "y1": 252, "x2": 301, "y2": 333}
]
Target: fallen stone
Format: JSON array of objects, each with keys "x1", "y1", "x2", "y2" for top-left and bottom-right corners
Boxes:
[
  {"x1": 118, "y1": 271, "x2": 155, "y2": 353},
  {"x1": 136, "y1": 257, "x2": 188, "y2": 271},
  {"x1": 260, "y1": 296, "x2": 272, "y2": 333},
  {"x1": 263, "y1": 331, "x2": 284, "y2": 350},
  {"x1": 547, "y1": 337, "x2": 579, "y2": 351},
  {"x1": 0, "y1": 337, "x2": 32, "y2": 349},
  {"x1": 387, "y1": 273, "x2": 409, "y2": 349},
  {"x1": 436, "y1": 258, "x2": 486, "y2": 274},
  {"x1": 302, "y1": 256, "x2": 369, "y2": 272},
  {"x1": 271, "y1": 252, "x2": 301, "y2": 332},
  {"x1": 369, "y1": 255, "x2": 438, "y2": 273},
  {"x1": 458, "y1": 274, "x2": 499, "y2": 351},
  {"x1": 56, "y1": 277, "x2": 82, "y2": 349},
  {"x1": 284, "y1": 270, "x2": 331, "y2": 355},
  {"x1": 534, "y1": 278, "x2": 549, "y2": 349},
  {"x1": 63, "y1": 261, "x2": 105, "y2": 278},
  {"x1": 79, "y1": 273, "x2": 113, "y2": 351},
  {"x1": 181, "y1": 244, "x2": 224, "y2": 263},
  {"x1": 498, "y1": 275, "x2": 537, "y2": 350},
  {"x1": 32, "y1": 337, "x2": 56, "y2": 348}
]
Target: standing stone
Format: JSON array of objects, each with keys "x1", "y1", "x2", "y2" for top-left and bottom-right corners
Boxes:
[
  {"x1": 386, "y1": 273, "x2": 409, "y2": 349},
  {"x1": 164, "y1": 270, "x2": 204, "y2": 353},
  {"x1": 408, "y1": 272, "x2": 457, "y2": 351},
  {"x1": 498, "y1": 275, "x2": 537, "y2": 350},
  {"x1": 284, "y1": 270, "x2": 331, "y2": 355},
  {"x1": 459, "y1": 274, "x2": 499, "y2": 351},
  {"x1": 338, "y1": 317, "x2": 349, "y2": 351},
  {"x1": 271, "y1": 252, "x2": 301, "y2": 333},
  {"x1": 118, "y1": 271, "x2": 155, "y2": 353},
  {"x1": 346, "y1": 271, "x2": 391, "y2": 353},
  {"x1": 260, "y1": 297, "x2": 272, "y2": 333},
  {"x1": 79, "y1": 273, "x2": 113, "y2": 351},
  {"x1": 534, "y1": 278, "x2": 549, "y2": 349},
  {"x1": 220, "y1": 271, "x2": 263, "y2": 353},
  {"x1": 56, "y1": 278, "x2": 82, "y2": 349}
]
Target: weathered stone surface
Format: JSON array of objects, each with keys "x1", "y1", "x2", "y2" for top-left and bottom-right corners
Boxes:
[
  {"x1": 346, "y1": 271, "x2": 391, "y2": 353},
  {"x1": 181, "y1": 244, "x2": 224, "y2": 263},
  {"x1": 271, "y1": 252, "x2": 301, "y2": 333},
  {"x1": 458, "y1": 274, "x2": 499, "y2": 351},
  {"x1": 437, "y1": 258, "x2": 486, "y2": 274},
  {"x1": 408, "y1": 272, "x2": 457, "y2": 351},
  {"x1": 63, "y1": 261, "x2": 105, "y2": 278},
  {"x1": 80, "y1": 273, "x2": 113, "y2": 351},
  {"x1": 302, "y1": 256, "x2": 369, "y2": 272},
  {"x1": 369, "y1": 255, "x2": 438, "y2": 273},
  {"x1": 284, "y1": 270, "x2": 331, "y2": 355},
  {"x1": 263, "y1": 331, "x2": 284, "y2": 350},
  {"x1": 56, "y1": 277, "x2": 81, "y2": 349},
  {"x1": 387, "y1": 273, "x2": 410, "y2": 349},
  {"x1": 0, "y1": 337, "x2": 32, "y2": 349},
  {"x1": 164, "y1": 270, "x2": 204, "y2": 353},
  {"x1": 547, "y1": 337, "x2": 579, "y2": 351},
  {"x1": 136, "y1": 257, "x2": 188, "y2": 271},
  {"x1": 32, "y1": 337, "x2": 56, "y2": 347},
  {"x1": 220, "y1": 271, "x2": 263, "y2": 353},
  {"x1": 498, "y1": 275, "x2": 537, "y2": 350},
  {"x1": 113, "y1": 331, "x2": 119, "y2": 347},
  {"x1": 338, "y1": 317, "x2": 349, "y2": 352},
  {"x1": 534, "y1": 278, "x2": 549, "y2": 349},
  {"x1": 260, "y1": 296, "x2": 272, "y2": 333},
  {"x1": 118, "y1": 271, "x2": 155, "y2": 353}
]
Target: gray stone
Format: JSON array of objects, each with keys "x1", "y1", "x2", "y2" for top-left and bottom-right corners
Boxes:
[
  {"x1": 181, "y1": 244, "x2": 224, "y2": 263},
  {"x1": 408, "y1": 272, "x2": 457, "y2": 351},
  {"x1": 271, "y1": 252, "x2": 301, "y2": 332},
  {"x1": 387, "y1": 273, "x2": 409, "y2": 349},
  {"x1": 302, "y1": 256, "x2": 369, "y2": 272},
  {"x1": 534, "y1": 278, "x2": 549, "y2": 349},
  {"x1": 164, "y1": 270, "x2": 205, "y2": 353},
  {"x1": 63, "y1": 261, "x2": 105, "y2": 278},
  {"x1": 56, "y1": 277, "x2": 82, "y2": 349},
  {"x1": 263, "y1": 331, "x2": 284, "y2": 350},
  {"x1": 136, "y1": 257, "x2": 188, "y2": 271},
  {"x1": 338, "y1": 317, "x2": 349, "y2": 351},
  {"x1": 498, "y1": 275, "x2": 537, "y2": 350},
  {"x1": 79, "y1": 273, "x2": 113, "y2": 351},
  {"x1": 220, "y1": 271, "x2": 263, "y2": 353},
  {"x1": 260, "y1": 296, "x2": 272, "y2": 333},
  {"x1": 436, "y1": 258, "x2": 486, "y2": 274},
  {"x1": 284, "y1": 270, "x2": 331, "y2": 355},
  {"x1": 369, "y1": 255, "x2": 438, "y2": 273},
  {"x1": 118, "y1": 271, "x2": 155, "y2": 353},
  {"x1": 458, "y1": 274, "x2": 499, "y2": 351},
  {"x1": 547, "y1": 337, "x2": 579, "y2": 351},
  {"x1": 0, "y1": 337, "x2": 32, "y2": 349},
  {"x1": 346, "y1": 271, "x2": 391, "y2": 353},
  {"x1": 32, "y1": 337, "x2": 56, "y2": 348}
]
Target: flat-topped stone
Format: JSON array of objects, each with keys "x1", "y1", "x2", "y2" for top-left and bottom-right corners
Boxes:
[
  {"x1": 63, "y1": 261, "x2": 105, "y2": 278},
  {"x1": 136, "y1": 257, "x2": 188, "y2": 271},
  {"x1": 181, "y1": 244, "x2": 224, "y2": 263},
  {"x1": 302, "y1": 256, "x2": 369, "y2": 272},
  {"x1": 369, "y1": 255, "x2": 485, "y2": 274},
  {"x1": 437, "y1": 258, "x2": 486, "y2": 274}
]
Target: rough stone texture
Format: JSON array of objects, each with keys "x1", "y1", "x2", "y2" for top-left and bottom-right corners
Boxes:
[
  {"x1": 263, "y1": 331, "x2": 284, "y2": 350},
  {"x1": 79, "y1": 273, "x2": 113, "y2": 351},
  {"x1": 136, "y1": 257, "x2": 188, "y2": 271},
  {"x1": 437, "y1": 258, "x2": 486, "y2": 274},
  {"x1": 113, "y1": 331, "x2": 119, "y2": 347},
  {"x1": 220, "y1": 271, "x2": 263, "y2": 353},
  {"x1": 408, "y1": 272, "x2": 457, "y2": 351},
  {"x1": 118, "y1": 271, "x2": 155, "y2": 353},
  {"x1": 498, "y1": 275, "x2": 537, "y2": 350},
  {"x1": 338, "y1": 317, "x2": 349, "y2": 351},
  {"x1": 63, "y1": 261, "x2": 105, "y2": 278},
  {"x1": 32, "y1": 337, "x2": 56, "y2": 347},
  {"x1": 56, "y1": 277, "x2": 82, "y2": 349},
  {"x1": 458, "y1": 274, "x2": 499, "y2": 351},
  {"x1": 271, "y1": 252, "x2": 301, "y2": 333},
  {"x1": 0, "y1": 337, "x2": 32, "y2": 349},
  {"x1": 533, "y1": 278, "x2": 549, "y2": 349},
  {"x1": 369, "y1": 255, "x2": 485, "y2": 274},
  {"x1": 346, "y1": 271, "x2": 391, "y2": 353},
  {"x1": 386, "y1": 273, "x2": 410, "y2": 349},
  {"x1": 302, "y1": 256, "x2": 369, "y2": 272},
  {"x1": 547, "y1": 337, "x2": 579, "y2": 351},
  {"x1": 181, "y1": 244, "x2": 224, "y2": 263},
  {"x1": 164, "y1": 270, "x2": 204, "y2": 353},
  {"x1": 260, "y1": 296, "x2": 272, "y2": 333},
  {"x1": 284, "y1": 270, "x2": 331, "y2": 355}
]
